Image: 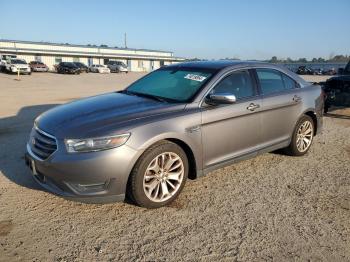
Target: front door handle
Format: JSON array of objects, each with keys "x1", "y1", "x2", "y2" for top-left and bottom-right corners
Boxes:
[
  {"x1": 293, "y1": 95, "x2": 302, "y2": 102},
  {"x1": 247, "y1": 103, "x2": 260, "y2": 111}
]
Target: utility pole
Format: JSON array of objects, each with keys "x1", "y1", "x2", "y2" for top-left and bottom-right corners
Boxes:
[{"x1": 124, "y1": 33, "x2": 127, "y2": 49}]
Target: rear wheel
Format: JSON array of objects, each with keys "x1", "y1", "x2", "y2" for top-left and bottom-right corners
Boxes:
[
  {"x1": 284, "y1": 115, "x2": 314, "y2": 156},
  {"x1": 127, "y1": 141, "x2": 188, "y2": 208}
]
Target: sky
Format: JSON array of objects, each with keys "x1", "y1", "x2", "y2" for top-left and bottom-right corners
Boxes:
[{"x1": 0, "y1": 0, "x2": 349, "y2": 60}]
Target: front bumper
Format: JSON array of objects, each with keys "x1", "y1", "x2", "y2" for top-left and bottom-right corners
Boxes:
[
  {"x1": 98, "y1": 69, "x2": 110, "y2": 73},
  {"x1": 25, "y1": 142, "x2": 141, "y2": 203},
  {"x1": 11, "y1": 67, "x2": 31, "y2": 74},
  {"x1": 32, "y1": 67, "x2": 48, "y2": 72}
]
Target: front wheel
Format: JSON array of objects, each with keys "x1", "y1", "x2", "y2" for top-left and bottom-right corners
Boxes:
[
  {"x1": 127, "y1": 141, "x2": 188, "y2": 208},
  {"x1": 284, "y1": 115, "x2": 314, "y2": 156}
]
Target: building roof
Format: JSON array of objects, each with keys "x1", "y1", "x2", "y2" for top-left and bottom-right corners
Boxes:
[
  {"x1": 0, "y1": 39, "x2": 173, "y2": 54},
  {"x1": 0, "y1": 39, "x2": 185, "y2": 61}
]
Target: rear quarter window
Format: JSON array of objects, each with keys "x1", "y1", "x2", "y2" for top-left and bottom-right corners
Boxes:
[{"x1": 281, "y1": 73, "x2": 298, "y2": 89}]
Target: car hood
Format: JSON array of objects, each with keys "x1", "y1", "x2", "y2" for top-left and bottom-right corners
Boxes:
[
  {"x1": 12, "y1": 63, "x2": 29, "y2": 67},
  {"x1": 33, "y1": 64, "x2": 47, "y2": 67},
  {"x1": 62, "y1": 66, "x2": 79, "y2": 69},
  {"x1": 328, "y1": 75, "x2": 350, "y2": 81},
  {"x1": 36, "y1": 92, "x2": 186, "y2": 139}
]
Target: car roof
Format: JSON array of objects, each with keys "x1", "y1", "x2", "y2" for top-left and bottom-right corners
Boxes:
[
  {"x1": 165, "y1": 60, "x2": 268, "y2": 70},
  {"x1": 165, "y1": 60, "x2": 310, "y2": 87}
]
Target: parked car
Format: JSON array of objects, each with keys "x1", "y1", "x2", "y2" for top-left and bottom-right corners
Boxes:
[
  {"x1": 322, "y1": 68, "x2": 337, "y2": 76},
  {"x1": 296, "y1": 65, "x2": 315, "y2": 75},
  {"x1": 89, "y1": 64, "x2": 110, "y2": 73},
  {"x1": 107, "y1": 60, "x2": 128, "y2": 73},
  {"x1": 5, "y1": 58, "x2": 31, "y2": 75},
  {"x1": 0, "y1": 59, "x2": 6, "y2": 72},
  {"x1": 0, "y1": 54, "x2": 17, "y2": 72},
  {"x1": 323, "y1": 60, "x2": 350, "y2": 112},
  {"x1": 56, "y1": 62, "x2": 80, "y2": 74},
  {"x1": 73, "y1": 62, "x2": 89, "y2": 73},
  {"x1": 25, "y1": 61, "x2": 323, "y2": 208},
  {"x1": 313, "y1": 68, "x2": 324, "y2": 75},
  {"x1": 29, "y1": 61, "x2": 49, "y2": 72}
]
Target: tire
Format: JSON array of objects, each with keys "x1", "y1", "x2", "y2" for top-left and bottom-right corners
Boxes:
[
  {"x1": 284, "y1": 115, "x2": 314, "y2": 156},
  {"x1": 324, "y1": 104, "x2": 329, "y2": 113},
  {"x1": 127, "y1": 141, "x2": 188, "y2": 208}
]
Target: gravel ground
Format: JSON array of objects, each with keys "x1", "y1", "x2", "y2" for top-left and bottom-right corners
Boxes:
[{"x1": 0, "y1": 73, "x2": 349, "y2": 261}]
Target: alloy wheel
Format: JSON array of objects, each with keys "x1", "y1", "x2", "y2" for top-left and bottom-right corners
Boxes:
[
  {"x1": 143, "y1": 152, "x2": 184, "y2": 203},
  {"x1": 296, "y1": 120, "x2": 313, "y2": 152}
]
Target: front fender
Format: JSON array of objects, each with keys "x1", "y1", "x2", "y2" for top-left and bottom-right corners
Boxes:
[{"x1": 125, "y1": 112, "x2": 203, "y2": 172}]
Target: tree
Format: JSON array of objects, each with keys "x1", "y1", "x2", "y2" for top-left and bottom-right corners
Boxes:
[
  {"x1": 286, "y1": 57, "x2": 293, "y2": 63},
  {"x1": 270, "y1": 56, "x2": 278, "y2": 63},
  {"x1": 317, "y1": 57, "x2": 325, "y2": 63}
]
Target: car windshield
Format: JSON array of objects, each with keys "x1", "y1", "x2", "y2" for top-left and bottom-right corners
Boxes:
[
  {"x1": 126, "y1": 68, "x2": 216, "y2": 102},
  {"x1": 11, "y1": 59, "x2": 26, "y2": 64},
  {"x1": 63, "y1": 63, "x2": 76, "y2": 68},
  {"x1": 345, "y1": 62, "x2": 350, "y2": 74}
]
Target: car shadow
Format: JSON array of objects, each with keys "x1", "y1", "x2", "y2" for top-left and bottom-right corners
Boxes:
[
  {"x1": 0, "y1": 104, "x2": 59, "y2": 190},
  {"x1": 325, "y1": 112, "x2": 350, "y2": 120},
  {"x1": 325, "y1": 106, "x2": 350, "y2": 119}
]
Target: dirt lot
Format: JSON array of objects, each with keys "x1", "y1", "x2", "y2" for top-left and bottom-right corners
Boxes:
[{"x1": 0, "y1": 72, "x2": 349, "y2": 261}]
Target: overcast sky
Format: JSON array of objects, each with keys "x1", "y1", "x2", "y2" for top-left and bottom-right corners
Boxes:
[{"x1": 0, "y1": 0, "x2": 349, "y2": 60}]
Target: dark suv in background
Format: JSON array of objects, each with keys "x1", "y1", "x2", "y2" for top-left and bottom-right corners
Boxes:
[
  {"x1": 73, "y1": 62, "x2": 89, "y2": 73},
  {"x1": 56, "y1": 62, "x2": 81, "y2": 74},
  {"x1": 323, "y1": 60, "x2": 350, "y2": 112}
]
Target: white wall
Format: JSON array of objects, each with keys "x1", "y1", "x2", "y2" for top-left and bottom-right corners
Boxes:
[{"x1": 11, "y1": 54, "x2": 180, "y2": 72}]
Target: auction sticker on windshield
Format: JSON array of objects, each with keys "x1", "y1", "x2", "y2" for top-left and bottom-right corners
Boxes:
[{"x1": 184, "y1": 74, "x2": 207, "y2": 82}]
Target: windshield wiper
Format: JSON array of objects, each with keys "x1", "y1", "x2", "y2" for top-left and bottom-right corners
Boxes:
[{"x1": 121, "y1": 90, "x2": 169, "y2": 103}]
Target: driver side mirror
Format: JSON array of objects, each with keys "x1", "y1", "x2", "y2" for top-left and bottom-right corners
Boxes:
[{"x1": 205, "y1": 93, "x2": 237, "y2": 105}]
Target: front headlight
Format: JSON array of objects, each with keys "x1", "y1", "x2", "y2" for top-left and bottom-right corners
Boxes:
[{"x1": 65, "y1": 133, "x2": 130, "y2": 153}]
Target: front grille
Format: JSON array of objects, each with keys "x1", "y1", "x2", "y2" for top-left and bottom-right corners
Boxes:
[{"x1": 29, "y1": 127, "x2": 57, "y2": 160}]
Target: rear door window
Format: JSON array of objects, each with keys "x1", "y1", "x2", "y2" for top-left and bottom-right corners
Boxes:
[
  {"x1": 256, "y1": 69, "x2": 296, "y2": 95},
  {"x1": 256, "y1": 69, "x2": 284, "y2": 95}
]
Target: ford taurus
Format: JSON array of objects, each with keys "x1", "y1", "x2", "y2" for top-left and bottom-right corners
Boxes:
[{"x1": 25, "y1": 61, "x2": 323, "y2": 208}]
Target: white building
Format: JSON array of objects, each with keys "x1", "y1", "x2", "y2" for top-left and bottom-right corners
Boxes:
[{"x1": 0, "y1": 39, "x2": 185, "y2": 72}]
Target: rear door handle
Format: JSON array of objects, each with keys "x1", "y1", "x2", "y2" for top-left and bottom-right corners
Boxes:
[
  {"x1": 293, "y1": 95, "x2": 302, "y2": 102},
  {"x1": 247, "y1": 103, "x2": 260, "y2": 111}
]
